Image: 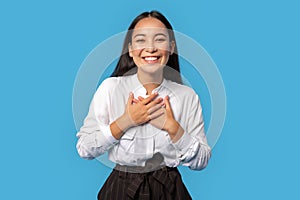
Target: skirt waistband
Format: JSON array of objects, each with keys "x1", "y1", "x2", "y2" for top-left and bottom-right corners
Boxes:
[
  {"x1": 114, "y1": 163, "x2": 169, "y2": 173},
  {"x1": 114, "y1": 152, "x2": 166, "y2": 173}
]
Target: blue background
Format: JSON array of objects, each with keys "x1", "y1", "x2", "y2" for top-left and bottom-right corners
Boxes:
[{"x1": 1, "y1": 0, "x2": 299, "y2": 199}]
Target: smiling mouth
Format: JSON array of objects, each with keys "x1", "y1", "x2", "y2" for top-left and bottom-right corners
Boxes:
[{"x1": 142, "y1": 56, "x2": 161, "y2": 64}]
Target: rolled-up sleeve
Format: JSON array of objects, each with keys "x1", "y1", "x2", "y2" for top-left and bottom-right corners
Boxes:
[
  {"x1": 172, "y1": 93, "x2": 211, "y2": 170},
  {"x1": 76, "y1": 79, "x2": 119, "y2": 160}
]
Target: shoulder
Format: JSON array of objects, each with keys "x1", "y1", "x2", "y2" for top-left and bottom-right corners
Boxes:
[
  {"x1": 96, "y1": 76, "x2": 128, "y2": 90},
  {"x1": 94, "y1": 77, "x2": 120, "y2": 96},
  {"x1": 100, "y1": 75, "x2": 134, "y2": 87},
  {"x1": 99, "y1": 76, "x2": 120, "y2": 88},
  {"x1": 94, "y1": 75, "x2": 133, "y2": 95}
]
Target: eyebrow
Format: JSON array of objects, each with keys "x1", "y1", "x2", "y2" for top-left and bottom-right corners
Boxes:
[
  {"x1": 155, "y1": 33, "x2": 168, "y2": 37},
  {"x1": 133, "y1": 33, "x2": 168, "y2": 38},
  {"x1": 133, "y1": 34, "x2": 146, "y2": 38}
]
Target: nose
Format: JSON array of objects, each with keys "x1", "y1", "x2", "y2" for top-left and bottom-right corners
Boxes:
[{"x1": 145, "y1": 40, "x2": 157, "y2": 52}]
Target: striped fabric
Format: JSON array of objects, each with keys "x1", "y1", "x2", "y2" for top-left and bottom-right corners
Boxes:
[{"x1": 97, "y1": 165, "x2": 192, "y2": 200}]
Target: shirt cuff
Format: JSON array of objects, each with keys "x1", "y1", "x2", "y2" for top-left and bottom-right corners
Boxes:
[
  {"x1": 102, "y1": 125, "x2": 119, "y2": 145},
  {"x1": 171, "y1": 132, "x2": 196, "y2": 155}
]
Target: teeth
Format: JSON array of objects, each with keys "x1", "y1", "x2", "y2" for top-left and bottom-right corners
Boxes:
[{"x1": 144, "y1": 57, "x2": 158, "y2": 61}]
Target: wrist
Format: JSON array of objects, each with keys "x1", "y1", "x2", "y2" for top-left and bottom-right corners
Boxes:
[
  {"x1": 164, "y1": 120, "x2": 184, "y2": 142},
  {"x1": 117, "y1": 114, "x2": 133, "y2": 131},
  {"x1": 110, "y1": 114, "x2": 132, "y2": 140}
]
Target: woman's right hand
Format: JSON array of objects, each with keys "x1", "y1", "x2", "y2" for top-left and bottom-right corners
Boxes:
[{"x1": 110, "y1": 92, "x2": 164, "y2": 140}]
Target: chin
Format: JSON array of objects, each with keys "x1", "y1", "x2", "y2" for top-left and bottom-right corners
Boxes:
[{"x1": 139, "y1": 63, "x2": 164, "y2": 74}]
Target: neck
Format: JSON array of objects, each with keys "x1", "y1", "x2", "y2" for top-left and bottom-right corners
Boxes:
[{"x1": 137, "y1": 70, "x2": 163, "y2": 95}]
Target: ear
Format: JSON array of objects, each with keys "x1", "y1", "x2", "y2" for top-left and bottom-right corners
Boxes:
[
  {"x1": 170, "y1": 41, "x2": 175, "y2": 55},
  {"x1": 128, "y1": 43, "x2": 133, "y2": 57}
]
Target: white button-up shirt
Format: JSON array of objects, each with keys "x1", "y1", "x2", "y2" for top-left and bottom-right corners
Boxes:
[{"x1": 76, "y1": 73, "x2": 211, "y2": 170}]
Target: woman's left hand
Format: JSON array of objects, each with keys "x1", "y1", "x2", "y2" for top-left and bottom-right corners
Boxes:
[{"x1": 137, "y1": 95, "x2": 184, "y2": 142}]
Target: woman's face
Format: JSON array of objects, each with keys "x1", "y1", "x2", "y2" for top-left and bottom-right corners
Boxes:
[{"x1": 129, "y1": 17, "x2": 175, "y2": 74}]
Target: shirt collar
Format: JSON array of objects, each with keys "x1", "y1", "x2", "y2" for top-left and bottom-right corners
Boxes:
[{"x1": 131, "y1": 73, "x2": 166, "y2": 95}]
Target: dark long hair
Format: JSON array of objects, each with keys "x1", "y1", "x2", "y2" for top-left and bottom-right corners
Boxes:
[{"x1": 110, "y1": 10, "x2": 182, "y2": 84}]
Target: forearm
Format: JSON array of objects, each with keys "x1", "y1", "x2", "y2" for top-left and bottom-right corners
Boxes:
[
  {"x1": 172, "y1": 133, "x2": 211, "y2": 170},
  {"x1": 110, "y1": 114, "x2": 133, "y2": 140},
  {"x1": 167, "y1": 122, "x2": 211, "y2": 170},
  {"x1": 163, "y1": 120, "x2": 184, "y2": 143},
  {"x1": 76, "y1": 124, "x2": 118, "y2": 159}
]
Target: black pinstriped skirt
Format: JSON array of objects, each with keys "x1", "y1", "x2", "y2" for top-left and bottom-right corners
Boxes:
[{"x1": 97, "y1": 165, "x2": 192, "y2": 200}]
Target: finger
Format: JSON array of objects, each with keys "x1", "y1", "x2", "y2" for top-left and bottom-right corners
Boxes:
[
  {"x1": 142, "y1": 92, "x2": 158, "y2": 105},
  {"x1": 150, "y1": 108, "x2": 165, "y2": 120},
  {"x1": 164, "y1": 95, "x2": 174, "y2": 117},
  {"x1": 138, "y1": 96, "x2": 144, "y2": 101},
  {"x1": 132, "y1": 98, "x2": 139, "y2": 104},
  {"x1": 127, "y1": 92, "x2": 134, "y2": 105},
  {"x1": 146, "y1": 97, "x2": 163, "y2": 108},
  {"x1": 164, "y1": 95, "x2": 170, "y2": 108},
  {"x1": 147, "y1": 103, "x2": 164, "y2": 115}
]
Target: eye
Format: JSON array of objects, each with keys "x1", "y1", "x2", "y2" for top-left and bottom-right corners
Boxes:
[
  {"x1": 135, "y1": 39, "x2": 145, "y2": 43},
  {"x1": 155, "y1": 37, "x2": 167, "y2": 42}
]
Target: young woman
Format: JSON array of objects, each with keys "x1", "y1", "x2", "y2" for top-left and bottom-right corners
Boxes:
[{"x1": 76, "y1": 10, "x2": 211, "y2": 200}]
